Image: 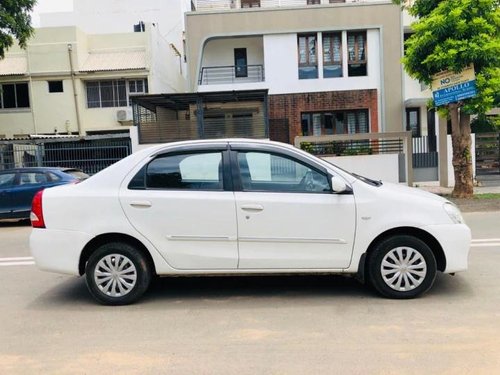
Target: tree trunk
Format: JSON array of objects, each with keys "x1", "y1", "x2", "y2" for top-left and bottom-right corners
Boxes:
[{"x1": 450, "y1": 103, "x2": 473, "y2": 198}]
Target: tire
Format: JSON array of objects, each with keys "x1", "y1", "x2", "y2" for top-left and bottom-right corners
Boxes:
[
  {"x1": 85, "y1": 242, "x2": 152, "y2": 305},
  {"x1": 367, "y1": 235, "x2": 437, "y2": 299}
]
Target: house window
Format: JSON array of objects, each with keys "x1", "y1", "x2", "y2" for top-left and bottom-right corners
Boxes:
[
  {"x1": 86, "y1": 79, "x2": 148, "y2": 108},
  {"x1": 241, "y1": 0, "x2": 260, "y2": 7},
  {"x1": 128, "y1": 79, "x2": 148, "y2": 105},
  {"x1": 298, "y1": 34, "x2": 318, "y2": 79},
  {"x1": 0, "y1": 82, "x2": 30, "y2": 109},
  {"x1": 48, "y1": 81, "x2": 64, "y2": 93},
  {"x1": 347, "y1": 31, "x2": 367, "y2": 76},
  {"x1": 307, "y1": 0, "x2": 321, "y2": 4},
  {"x1": 234, "y1": 48, "x2": 248, "y2": 78},
  {"x1": 301, "y1": 110, "x2": 369, "y2": 136},
  {"x1": 323, "y1": 32, "x2": 342, "y2": 78},
  {"x1": 406, "y1": 108, "x2": 421, "y2": 137},
  {"x1": 329, "y1": 0, "x2": 345, "y2": 3}
]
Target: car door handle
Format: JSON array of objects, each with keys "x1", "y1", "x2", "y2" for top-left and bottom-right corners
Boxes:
[
  {"x1": 241, "y1": 204, "x2": 264, "y2": 212},
  {"x1": 129, "y1": 201, "x2": 152, "y2": 208}
]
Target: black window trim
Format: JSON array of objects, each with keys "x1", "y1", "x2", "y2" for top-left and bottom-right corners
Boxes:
[{"x1": 129, "y1": 146, "x2": 233, "y2": 192}]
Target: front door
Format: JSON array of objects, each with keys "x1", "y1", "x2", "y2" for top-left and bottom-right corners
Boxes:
[
  {"x1": 233, "y1": 149, "x2": 356, "y2": 269},
  {"x1": 120, "y1": 149, "x2": 238, "y2": 270}
]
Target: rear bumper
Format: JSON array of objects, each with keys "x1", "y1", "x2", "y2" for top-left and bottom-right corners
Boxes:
[
  {"x1": 30, "y1": 229, "x2": 92, "y2": 276},
  {"x1": 422, "y1": 223, "x2": 471, "y2": 273}
]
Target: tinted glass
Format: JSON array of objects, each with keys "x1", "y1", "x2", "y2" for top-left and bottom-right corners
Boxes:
[
  {"x1": 65, "y1": 170, "x2": 89, "y2": 180},
  {"x1": 0, "y1": 173, "x2": 16, "y2": 188},
  {"x1": 19, "y1": 173, "x2": 47, "y2": 185},
  {"x1": 146, "y1": 152, "x2": 223, "y2": 190},
  {"x1": 238, "y1": 152, "x2": 330, "y2": 193},
  {"x1": 48, "y1": 172, "x2": 62, "y2": 182}
]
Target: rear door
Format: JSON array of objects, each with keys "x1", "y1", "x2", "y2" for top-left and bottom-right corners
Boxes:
[
  {"x1": 120, "y1": 146, "x2": 239, "y2": 270},
  {"x1": 11, "y1": 172, "x2": 49, "y2": 217},
  {"x1": 0, "y1": 172, "x2": 17, "y2": 218}
]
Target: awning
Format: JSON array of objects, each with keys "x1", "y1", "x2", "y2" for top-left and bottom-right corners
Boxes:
[
  {"x1": 80, "y1": 50, "x2": 147, "y2": 72},
  {"x1": 0, "y1": 56, "x2": 28, "y2": 76}
]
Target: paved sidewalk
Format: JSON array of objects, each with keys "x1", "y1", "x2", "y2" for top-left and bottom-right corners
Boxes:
[
  {"x1": 416, "y1": 184, "x2": 500, "y2": 212},
  {"x1": 418, "y1": 185, "x2": 500, "y2": 195}
]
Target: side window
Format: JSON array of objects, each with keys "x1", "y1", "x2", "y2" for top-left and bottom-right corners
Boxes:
[
  {"x1": 19, "y1": 173, "x2": 47, "y2": 185},
  {"x1": 238, "y1": 151, "x2": 331, "y2": 193},
  {"x1": 0, "y1": 173, "x2": 16, "y2": 188},
  {"x1": 146, "y1": 152, "x2": 223, "y2": 190}
]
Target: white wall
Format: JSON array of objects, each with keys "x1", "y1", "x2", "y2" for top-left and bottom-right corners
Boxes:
[
  {"x1": 198, "y1": 29, "x2": 381, "y2": 96},
  {"x1": 263, "y1": 29, "x2": 380, "y2": 94},
  {"x1": 202, "y1": 37, "x2": 264, "y2": 67},
  {"x1": 39, "y1": 0, "x2": 189, "y2": 79},
  {"x1": 322, "y1": 154, "x2": 400, "y2": 183}
]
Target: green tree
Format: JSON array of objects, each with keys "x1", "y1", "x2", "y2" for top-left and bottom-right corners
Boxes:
[
  {"x1": 394, "y1": 0, "x2": 500, "y2": 198},
  {"x1": 0, "y1": 0, "x2": 36, "y2": 58}
]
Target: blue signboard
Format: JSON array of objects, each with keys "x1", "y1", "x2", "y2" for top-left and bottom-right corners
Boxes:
[{"x1": 433, "y1": 80, "x2": 477, "y2": 106}]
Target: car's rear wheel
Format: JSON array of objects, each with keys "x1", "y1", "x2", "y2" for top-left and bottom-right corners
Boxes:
[
  {"x1": 85, "y1": 242, "x2": 152, "y2": 305},
  {"x1": 367, "y1": 235, "x2": 437, "y2": 299}
]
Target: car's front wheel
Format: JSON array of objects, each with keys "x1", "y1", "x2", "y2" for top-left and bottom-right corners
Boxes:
[
  {"x1": 85, "y1": 242, "x2": 152, "y2": 305},
  {"x1": 367, "y1": 235, "x2": 437, "y2": 299}
]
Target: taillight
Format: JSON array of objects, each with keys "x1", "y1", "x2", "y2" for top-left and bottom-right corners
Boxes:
[{"x1": 31, "y1": 190, "x2": 46, "y2": 228}]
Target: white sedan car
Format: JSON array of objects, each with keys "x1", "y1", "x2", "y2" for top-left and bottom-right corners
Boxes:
[{"x1": 30, "y1": 139, "x2": 470, "y2": 305}]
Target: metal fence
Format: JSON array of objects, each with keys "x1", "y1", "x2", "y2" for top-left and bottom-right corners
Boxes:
[
  {"x1": 0, "y1": 136, "x2": 131, "y2": 175},
  {"x1": 199, "y1": 65, "x2": 265, "y2": 85},
  {"x1": 294, "y1": 131, "x2": 414, "y2": 185},
  {"x1": 412, "y1": 136, "x2": 438, "y2": 169}
]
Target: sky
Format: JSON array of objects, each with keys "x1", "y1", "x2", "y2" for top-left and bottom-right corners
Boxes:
[{"x1": 31, "y1": 0, "x2": 74, "y2": 26}]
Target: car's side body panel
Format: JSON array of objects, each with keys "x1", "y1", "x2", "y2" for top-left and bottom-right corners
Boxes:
[
  {"x1": 235, "y1": 191, "x2": 356, "y2": 269},
  {"x1": 30, "y1": 139, "x2": 471, "y2": 283}
]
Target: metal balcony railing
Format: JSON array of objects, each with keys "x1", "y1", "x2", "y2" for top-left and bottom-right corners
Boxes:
[
  {"x1": 198, "y1": 65, "x2": 265, "y2": 85},
  {"x1": 193, "y1": 0, "x2": 385, "y2": 12}
]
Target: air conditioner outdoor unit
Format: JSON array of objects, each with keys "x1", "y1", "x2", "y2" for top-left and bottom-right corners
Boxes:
[{"x1": 116, "y1": 108, "x2": 133, "y2": 122}]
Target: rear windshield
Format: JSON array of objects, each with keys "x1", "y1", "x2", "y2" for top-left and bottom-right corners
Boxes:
[{"x1": 65, "y1": 170, "x2": 89, "y2": 180}]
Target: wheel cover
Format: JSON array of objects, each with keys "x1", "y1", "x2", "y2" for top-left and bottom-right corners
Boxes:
[
  {"x1": 380, "y1": 247, "x2": 427, "y2": 292},
  {"x1": 94, "y1": 254, "x2": 137, "y2": 297}
]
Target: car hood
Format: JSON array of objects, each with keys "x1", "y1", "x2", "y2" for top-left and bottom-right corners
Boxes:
[{"x1": 377, "y1": 182, "x2": 448, "y2": 204}]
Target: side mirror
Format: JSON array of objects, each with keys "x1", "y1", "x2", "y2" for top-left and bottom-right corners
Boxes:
[{"x1": 331, "y1": 175, "x2": 348, "y2": 193}]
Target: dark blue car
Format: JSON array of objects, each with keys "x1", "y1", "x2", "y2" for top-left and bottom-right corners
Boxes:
[{"x1": 0, "y1": 167, "x2": 89, "y2": 220}]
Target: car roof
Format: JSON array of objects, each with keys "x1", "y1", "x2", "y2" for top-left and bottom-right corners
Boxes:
[
  {"x1": 147, "y1": 138, "x2": 295, "y2": 153},
  {"x1": 0, "y1": 167, "x2": 80, "y2": 173}
]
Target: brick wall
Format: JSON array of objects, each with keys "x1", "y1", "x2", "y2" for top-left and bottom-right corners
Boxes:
[{"x1": 268, "y1": 89, "x2": 378, "y2": 143}]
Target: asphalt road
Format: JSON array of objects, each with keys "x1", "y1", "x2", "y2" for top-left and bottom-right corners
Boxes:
[{"x1": 1, "y1": 212, "x2": 499, "y2": 374}]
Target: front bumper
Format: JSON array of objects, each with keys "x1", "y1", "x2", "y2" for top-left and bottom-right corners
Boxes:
[
  {"x1": 30, "y1": 228, "x2": 92, "y2": 276},
  {"x1": 422, "y1": 223, "x2": 471, "y2": 273}
]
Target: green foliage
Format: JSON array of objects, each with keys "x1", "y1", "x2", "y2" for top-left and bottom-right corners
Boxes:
[
  {"x1": 471, "y1": 114, "x2": 500, "y2": 132},
  {"x1": 0, "y1": 0, "x2": 36, "y2": 58},
  {"x1": 397, "y1": 0, "x2": 500, "y2": 115}
]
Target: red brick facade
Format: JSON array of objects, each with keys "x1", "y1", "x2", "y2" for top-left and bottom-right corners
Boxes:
[{"x1": 268, "y1": 89, "x2": 379, "y2": 143}]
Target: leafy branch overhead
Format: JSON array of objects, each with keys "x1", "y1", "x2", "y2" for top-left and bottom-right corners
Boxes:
[
  {"x1": 396, "y1": 0, "x2": 500, "y2": 114},
  {"x1": 0, "y1": 0, "x2": 36, "y2": 58}
]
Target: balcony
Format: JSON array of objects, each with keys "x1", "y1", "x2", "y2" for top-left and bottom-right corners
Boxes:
[
  {"x1": 193, "y1": 0, "x2": 385, "y2": 12},
  {"x1": 198, "y1": 65, "x2": 265, "y2": 85}
]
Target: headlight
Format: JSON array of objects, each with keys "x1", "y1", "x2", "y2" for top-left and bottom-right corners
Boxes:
[{"x1": 443, "y1": 202, "x2": 465, "y2": 224}]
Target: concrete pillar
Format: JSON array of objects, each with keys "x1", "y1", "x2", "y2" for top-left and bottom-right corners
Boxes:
[{"x1": 438, "y1": 116, "x2": 449, "y2": 187}]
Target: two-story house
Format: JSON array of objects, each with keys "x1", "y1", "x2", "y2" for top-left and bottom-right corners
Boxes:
[{"x1": 179, "y1": 0, "x2": 403, "y2": 144}]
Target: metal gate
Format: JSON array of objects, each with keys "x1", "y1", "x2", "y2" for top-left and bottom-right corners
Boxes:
[
  {"x1": 475, "y1": 132, "x2": 500, "y2": 175},
  {"x1": 412, "y1": 135, "x2": 438, "y2": 182},
  {"x1": 0, "y1": 136, "x2": 131, "y2": 175}
]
